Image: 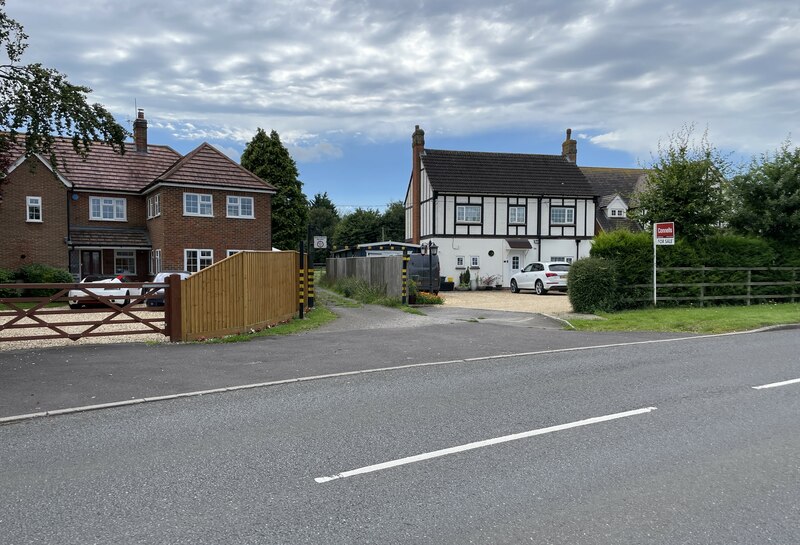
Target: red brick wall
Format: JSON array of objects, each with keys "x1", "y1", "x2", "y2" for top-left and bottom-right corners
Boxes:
[
  {"x1": 0, "y1": 158, "x2": 70, "y2": 271},
  {"x1": 156, "y1": 187, "x2": 272, "y2": 271}
]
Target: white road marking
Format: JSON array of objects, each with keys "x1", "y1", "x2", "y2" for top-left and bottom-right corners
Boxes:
[
  {"x1": 314, "y1": 406, "x2": 657, "y2": 484},
  {"x1": 752, "y1": 377, "x2": 800, "y2": 390}
]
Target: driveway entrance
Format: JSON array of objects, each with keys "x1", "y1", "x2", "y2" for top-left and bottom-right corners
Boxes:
[{"x1": 442, "y1": 289, "x2": 573, "y2": 315}]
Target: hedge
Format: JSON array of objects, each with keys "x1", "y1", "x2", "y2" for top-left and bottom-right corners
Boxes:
[{"x1": 567, "y1": 257, "x2": 620, "y2": 313}]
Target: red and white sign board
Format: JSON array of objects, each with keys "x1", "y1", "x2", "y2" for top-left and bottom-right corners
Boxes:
[{"x1": 654, "y1": 222, "x2": 675, "y2": 245}]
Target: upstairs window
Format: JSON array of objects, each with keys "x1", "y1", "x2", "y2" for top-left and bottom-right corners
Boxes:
[
  {"x1": 26, "y1": 196, "x2": 42, "y2": 222},
  {"x1": 456, "y1": 205, "x2": 481, "y2": 224},
  {"x1": 508, "y1": 206, "x2": 526, "y2": 225},
  {"x1": 609, "y1": 208, "x2": 626, "y2": 217},
  {"x1": 90, "y1": 196, "x2": 127, "y2": 221},
  {"x1": 227, "y1": 196, "x2": 254, "y2": 218},
  {"x1": 184, "y1": 193, "x2": 213, "y2": 217},
  {"x1": 550, "y1": 207, "x2": 575, "y2": 225},
  {"x1": 147, "y1": 194, "x2": 161, "y2": 219}
]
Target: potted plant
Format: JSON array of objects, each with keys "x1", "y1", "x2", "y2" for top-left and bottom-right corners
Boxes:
[{"x1": 481, "y1": 274, "x2": 500, "y2": 290}]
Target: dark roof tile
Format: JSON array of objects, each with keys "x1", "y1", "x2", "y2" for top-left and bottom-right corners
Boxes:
[{"x1": 421, "y1": 149, "x2": 594, "y2": 197}]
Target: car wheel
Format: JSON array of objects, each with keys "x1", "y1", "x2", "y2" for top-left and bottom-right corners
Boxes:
[
  {"x1": 122, "y1": 290, "x2": 130, "y2": 307},
  {"x1": 510, "y1": 279, "x2": 519, "y2": 293},
  {"x1": 534, "y1": 280, "x2": 547, "y2": 295},
  {"x1": 69, "y1": 301, "x2": 81, "y2": 310}
]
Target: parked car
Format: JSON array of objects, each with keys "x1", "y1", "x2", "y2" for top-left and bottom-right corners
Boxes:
[
  {"x1": 509, "y1": 262, "x2": 571, "y2": 295},
  {"x1": 68, "y1": 275, "x2": 141, "y2": 309},
  {"x1": 145, "y1": 271, "x2": 191, "y2": 307}
]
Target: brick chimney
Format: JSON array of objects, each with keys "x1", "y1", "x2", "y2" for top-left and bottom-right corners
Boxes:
[
  {"x1": 561, "y1": 128, "x2": 577, "y2": 163},
  {"x1": 133, "y1": 109, "x2": 148, "y2": 153},
  {"x1": 411, "y1": 125, "x2": 425, "y2": 244}
]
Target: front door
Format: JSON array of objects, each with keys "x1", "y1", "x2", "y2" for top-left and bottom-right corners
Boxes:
[
  {"x1": 505, "y1": 251, "x2": 524, "y2": 287},
  {"x1": 81, "y1": 250, "x2": 102, "y2": 278}
]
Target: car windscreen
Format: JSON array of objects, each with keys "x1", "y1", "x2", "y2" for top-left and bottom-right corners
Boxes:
[{"x1": 549, "y1": 264, "x2": 571, "y2": 272}]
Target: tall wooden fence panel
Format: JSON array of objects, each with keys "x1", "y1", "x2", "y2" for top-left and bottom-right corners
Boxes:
[
  {"x1": 326, "y1": 256, "x2": 403, "y2": 297},
  {"x1": 181, "y1": 251, "x2": 298, "y2": 341}
]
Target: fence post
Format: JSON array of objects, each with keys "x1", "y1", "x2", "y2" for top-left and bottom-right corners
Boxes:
[
  {"x1": 401, "y1": 250, "x2": 409, "y2": 305},
  {"x1": 699, "y1": 266, "x2": 705, "y2": 307},
  {"x1": 747, "y1": 269, "x2": 752, "y2": 306},
  {"x1": 166, "y1": 274, "x2": 183, "y2": 342},
  {"x1": 299, "y1": 243, "x2": 305, "y2": 319}
]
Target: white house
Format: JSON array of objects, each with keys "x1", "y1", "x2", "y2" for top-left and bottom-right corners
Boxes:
[{"x1": 404, "y1": 127, "x2": 597, "y2": 287}]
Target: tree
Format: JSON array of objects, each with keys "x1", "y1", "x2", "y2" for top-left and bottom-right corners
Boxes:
[
  {"x1": 728, "y1": 141, "x2": 800, "y2": 244},
  {"x1": 630, "y1": 126, "x2": 731, "y2": 241},
  {"x1": 308, "y1": 192, "x2": 340, "y2": 263},
  {"x1": 332, "y1": 208, "x2": 383, "y2": 249},
  {"x1": 0, "y1": 1, "x2": 127, "y2": 176},
  {"x1": 380, "y1": 201, "x2": 405, "y2": 241},
  {"x1": 241, "y1": 128, "x2": 308, "y2": 250}
]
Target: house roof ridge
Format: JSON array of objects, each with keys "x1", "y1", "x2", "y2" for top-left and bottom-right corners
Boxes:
[{"x1": 425, "y1": 148, "x2": 567, "y2": 160}]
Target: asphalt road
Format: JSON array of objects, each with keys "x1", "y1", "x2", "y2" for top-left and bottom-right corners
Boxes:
[{"x1": 2, "y1": 328, "x2": 798, "y2": 544}]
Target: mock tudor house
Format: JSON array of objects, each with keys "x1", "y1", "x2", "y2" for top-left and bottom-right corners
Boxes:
[
  {"x1": 404, "y1": 126, "x2": 598, "y2": 287},
  {"x1": 0, "y1": 110, "x2": 275, "y2": 280}
]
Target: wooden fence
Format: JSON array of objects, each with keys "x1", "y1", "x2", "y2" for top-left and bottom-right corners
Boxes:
[
  {"x1": 633, "y1": 266, "x2": 800, "y2": 306},
  {"x1": 326, "y1": 256, "x2": 404, "y2": 297},
  {"x1": 179, "y1": 250, "x2": 298, "y2": 341}
]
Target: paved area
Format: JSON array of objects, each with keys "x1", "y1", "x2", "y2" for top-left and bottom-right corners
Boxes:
[{"x1": 440, "y1": 289, "x2": 573, "y2": 315}]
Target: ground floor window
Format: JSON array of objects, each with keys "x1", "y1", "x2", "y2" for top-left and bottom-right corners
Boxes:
[
  {"x1": 150, "y1": 249, "x2": 162, "y2": 274},
  {"x1": 185, "y1": 249, "x2": 213, "y2": 272},
  {"x1": 114, "y1": 250, "x2": 136, "y2": 274},
  {"x1": 550, "y1": 256, "x2": 573, "y2": 263},
  {"x1": 227, "y1": 249, "x2": 242, "y2": 257}
]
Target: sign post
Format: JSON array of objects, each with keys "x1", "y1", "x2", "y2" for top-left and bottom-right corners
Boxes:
[{"x1": 653, "y1": 222, "x2": 675, "y2": 306}]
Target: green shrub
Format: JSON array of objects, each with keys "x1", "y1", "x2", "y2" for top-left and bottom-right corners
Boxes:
[
  {"x1": 0, "y1": 268, "x2": 18, "y2": 298},
  {"x1": 568, "y1": 257, "x2": 620, "y2": 313},
  {"x1": 17, "y1": 264, "x2": 74, "y2": 297}
]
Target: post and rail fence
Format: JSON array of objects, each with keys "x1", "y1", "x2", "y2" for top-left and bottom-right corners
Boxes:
[{"x1": 631, "y1": 266, "x2": 800, "y2": 306}]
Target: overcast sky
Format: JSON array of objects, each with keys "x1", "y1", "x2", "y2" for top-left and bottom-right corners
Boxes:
[{"x1": 6, "y1": 0, "x2": 800, "y2": 210}]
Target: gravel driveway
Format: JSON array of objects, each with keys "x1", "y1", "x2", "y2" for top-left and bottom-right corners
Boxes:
[{"x1": 441, "y1": 289, "x2": 573, "y2": 315}]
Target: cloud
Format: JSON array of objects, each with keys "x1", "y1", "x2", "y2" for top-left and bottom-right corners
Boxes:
[{"x1": 5, "y1": 0, "x2": 800, "y2": 158}]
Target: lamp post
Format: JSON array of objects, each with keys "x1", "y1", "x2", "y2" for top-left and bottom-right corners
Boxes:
[{"x1": 426, "y1": 240, "x2": 438, "y2": 293}]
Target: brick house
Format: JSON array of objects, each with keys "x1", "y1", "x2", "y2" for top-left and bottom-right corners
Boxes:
[{"x1": 0, "y1": 110, "x2": 275, "y2": 280}]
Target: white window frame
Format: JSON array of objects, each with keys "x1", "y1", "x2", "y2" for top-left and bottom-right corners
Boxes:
[
  {"x1": 90, "y1": 196, "x2": 127, "y2": 222},
  {"x1": 455, "y1": 255, "x2": 465, "y2": 269},
  {"x1": 456, "y1": 205, "x2": 482, "y2": 224},
  {"x1": 470, "y1": 255, "x2": 480, "y2": 268},
  {"x1": 226, "y1": 249, "x2": 243, "y2": 257},
  {"x1": 183, "y1": 193, "x2": 213, "y2": 217},
  {"x1": 114, "y1": 250, "x2": 137, "y2": 275},
  {"x1": 610, "y1": 208, "x2": 626, "y2": 218},
  {"x1": 550, "y1": 256, "x2": 574, "y2": 264},
  {"x1": 226, "y1": 196, "x2": 254, "y2": 219},
  {"x1": 512, "y1": 256, "x2": 520, "y2": 270},
  {"x1": 184, "y1": 249, "x2": 214, "y2": 272},
  {"x1": 147, "y1": 194, "x2": 161, "y2": 219},
  {"x1": 26, "y1": 196, "x2": 42, "y2": 222},
  {"x1": 150, "y1": 249, "x2": 162, "y2": 274},
  {"x1": 550, "y1": 207, "x2": 575, "y2": 225},
  {"x1": 508, "y1": 205, "x2": 526, "y2": 225}
]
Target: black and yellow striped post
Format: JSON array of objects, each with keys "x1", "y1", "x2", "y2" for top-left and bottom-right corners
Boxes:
[
  {"x1": 298, "y1": 241, "x2": 305, "y2": 319},
  {"x1": 401, "y1": 249, "x2": 409, "y2": 305},
  {"x1": 307, "y1": 263, "x2": 315, "y2": 308}
]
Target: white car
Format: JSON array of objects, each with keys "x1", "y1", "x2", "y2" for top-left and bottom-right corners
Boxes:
[
  {"x1": 68, "y1": 275, "x2": 141, "y2": 309},
  {"x1": 145, "y1": 271, "x2": 191, "y2": 307},
  {"x1": 509, "y1": 262, "x2": 571, "y2": 295}
]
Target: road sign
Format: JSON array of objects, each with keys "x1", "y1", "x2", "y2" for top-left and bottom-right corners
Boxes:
[
  {"x1": 654, "y1": 222, "x2": 675, "y2": 245},
  {"x1": 313, "y1": 236, "x2": 327, "y2": 249}
]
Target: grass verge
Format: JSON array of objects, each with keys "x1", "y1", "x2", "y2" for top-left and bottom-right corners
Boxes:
[
  {"x1": 568, "y1": 303, "x2": 800, "y2": 334},
  {"x1": 201, "y1": 305, "x2": 338, "y2": 343}
]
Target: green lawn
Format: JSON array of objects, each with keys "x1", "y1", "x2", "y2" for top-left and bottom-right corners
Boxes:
[
  {"x1": 568, "y1": 303, "x2": 800, "y2": 334},
  {"x1": 201, "y1": 304, "x2": 338, "y2": 343}
]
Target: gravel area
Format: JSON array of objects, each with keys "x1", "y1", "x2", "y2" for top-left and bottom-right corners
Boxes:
[
  {"x1": 0, "y1": 306, "x2": 168, "y2": 351},
  {"x1": 441, "y1": 289, "x2": 574, "y2": 315}
]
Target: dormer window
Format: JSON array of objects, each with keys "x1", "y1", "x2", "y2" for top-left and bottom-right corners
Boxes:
[{"x1": 609, "y1": 208, "x2": 626, "y2": 218}]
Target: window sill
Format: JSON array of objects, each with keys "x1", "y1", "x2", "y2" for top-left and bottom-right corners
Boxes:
[
  {"x1": 26, "y1": 219, "x2": 43, "y2": 223},
  {"x1": 469, "y1": 266, "x2": 480, "y2": 270},
  {"x1": 183, "y1": 213, "x2": 215, "y2": 218},
  {"x1": 90, "y1": 218, "x2": 127, "y2": 222},
  {"x1": 455, "y1": 266, "x2": 466, "y2": 270},
  {"x1": 226, "y1": 215, "x2": 255, "y2": 220}
]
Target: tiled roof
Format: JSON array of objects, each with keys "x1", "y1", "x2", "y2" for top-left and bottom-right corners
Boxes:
[
  {"x1": 13, "y1": 139, "x2": 182, "y2": 192},
  {"x1": 580, "y1": 166, "x2": 648, "y2": 202},
  {"x1": 152, "y1": 143, "x2": 275, "y2": 192},
  {"x1": 69, "y1": 227, "x2": 151, "y2": 248},
  {"x1": 596, "y1": 215, "x2": 642, "y2": 234},
  {"x1": 420, "y1": 149, "x2": 594, "y2": 197}
]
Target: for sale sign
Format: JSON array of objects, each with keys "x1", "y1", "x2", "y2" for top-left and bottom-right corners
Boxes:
[{"x1": 654, "y1": 222, "x2": 675, "y2": 245}]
